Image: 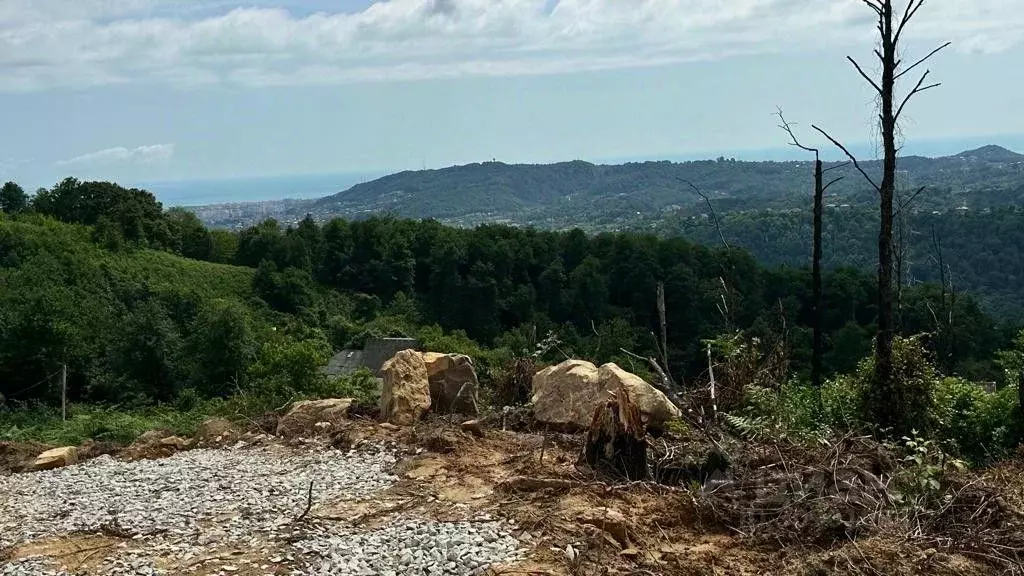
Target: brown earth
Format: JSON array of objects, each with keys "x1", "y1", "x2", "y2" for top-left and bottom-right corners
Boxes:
[{"x1": 4, "y1": 415, "x2": 1024, "y2": 575}]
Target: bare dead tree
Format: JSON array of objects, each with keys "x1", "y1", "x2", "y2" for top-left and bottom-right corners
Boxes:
[
  {"x1": 894, "y1": 172, "x2": 927, "y2": 329},
  {"x1": 657, "y1": 281, "x2": 672, "y2": 382},
  {"x1": 894, "y1": 203, "x2": 907, "y2": 328},
  {"x1": 812, "y1": 0, "x2": 949, "y2": 435},
  {"x1": 928, "y1": 225, "x2": 957, "y2": 374},
  {"x1": 678, "y1": 177, "x2": 729, "y2": 248},
  {"x1": 777, "y1": 109, "x2": 846, "y2": 388}
]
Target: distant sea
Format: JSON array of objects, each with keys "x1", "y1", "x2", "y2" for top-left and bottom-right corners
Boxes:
[{"x1": 140, "y1": 171, "x2": 385, "y2": 207}]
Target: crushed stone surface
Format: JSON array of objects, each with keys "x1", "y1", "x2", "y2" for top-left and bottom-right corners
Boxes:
[
  {"x1": 0, "y1": 443, "x2": 525, "y2": 576},
  {"x1": 295, "y1": 517, "x2": 525, "y2": 575},
  {"x1": 0, "y1": 444, "x2": 398, "y2": 548}
]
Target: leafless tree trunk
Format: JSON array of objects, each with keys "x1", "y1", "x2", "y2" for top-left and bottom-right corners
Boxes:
[
  {"x1": 894, "y1": 206, "x2": 906, "y2": 329},
  {"x1": 777, "y1": 110, "x2": 845, "y2": 388},
  {"x1": 813, "y1": 0, "x2": 948, "y2": 435},
  {"x1": 657, "y1": 282, "x2": 671, "y2": 380},
  {"x1": 928, "y1": 225, "x2": 957, "y2": 373}
]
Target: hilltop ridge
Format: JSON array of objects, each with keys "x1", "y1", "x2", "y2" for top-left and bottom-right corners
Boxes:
[{"x1": 301, "y1": 144, "x2": 1024, "y2": 225}]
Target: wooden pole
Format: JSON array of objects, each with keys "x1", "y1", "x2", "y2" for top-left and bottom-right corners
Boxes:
[{"x1": 61, "y1": 363, "x2": 67, "y2": 421}]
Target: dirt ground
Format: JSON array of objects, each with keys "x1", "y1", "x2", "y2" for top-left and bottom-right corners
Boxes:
[{"x1": 3, "y1": 417, "x2": 1024, "y2": 575}]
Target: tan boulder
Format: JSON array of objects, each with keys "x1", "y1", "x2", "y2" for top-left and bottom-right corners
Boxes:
[
  {"x1": 276, "y1": 398, "x2": 354, "y2": 438},
  {"x1": 194, "y1": 418, "x2": 237, "y2": 445},
  {"x1": 135, "y1": 429, "x2": 173, "y2": 445},
  {"x1": 531, "y1": 359, "x2": 681, "y2": 431},
  {"x1": 531, "y1": 359, "x2": 603, "y2": 430},
  {"x1": 423, "y1": 353, "x2": 479, "y2": 415},
  {"x1": 31, "y1": 446, "x2": 78, "y2": 471},
  {"x1": 123, "y1": 433, "x2": 190, "y2": 461},
  {"x1": 576, "y1": 507, "x2": 631, "y2": 545},
  {"x1": 159, "y1": 436, "x2": 189, "y2": 450},
  {"x1": 380, "y1": 349, "x2": 431, "y2": 425},
  {"x1": 597, "y1": 363, "x2": 681, "y2": 429}
]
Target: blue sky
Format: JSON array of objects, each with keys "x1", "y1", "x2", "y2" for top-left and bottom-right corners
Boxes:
[{"x1": 1, "y1": 0, "x2": 1022, "y2": 189}]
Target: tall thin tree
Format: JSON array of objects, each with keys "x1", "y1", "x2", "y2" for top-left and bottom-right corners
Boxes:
[
  {"x1": 776, "y1": 110, "x2": 846, "y2": 388},
  {"x1": 813, "y1": 0, "x2": 949, "y2": 434}
]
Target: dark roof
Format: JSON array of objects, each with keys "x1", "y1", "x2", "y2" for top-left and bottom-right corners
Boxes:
[
  {"x1": 323, "y1": 349, "x2": 365, "y2": 377},
  {"x1": 322, "y1": 337, "x2": 421, "y2": 377}
]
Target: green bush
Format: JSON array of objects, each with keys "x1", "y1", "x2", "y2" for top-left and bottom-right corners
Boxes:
[
  {"x1": 320, "y1": 368, "x2": 380, "y2": 406},
  {"x1": 734, "y1": 335, "x2": 1020, "y2": 464},
  {"x1": 730, "y1": 374, "x2": 863, "y2": 442},
  {"x1": 932, "y1": 377, "x2": 1019, "y2": 462},
  {"x1": 0, "y1": 402, "x2": 219, "y2": 446}
]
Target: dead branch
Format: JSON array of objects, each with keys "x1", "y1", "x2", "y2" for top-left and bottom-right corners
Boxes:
[
  {"x1": 822, "y1": 177, "x2": 844, "y2": 193},
  {"x1": 618, "y1": 347, "x2": 685, "y2": 409},
  {"x1": 894, "y1": 0, "x2": 926, "y2": 45},
  {"x1": 499, "y1": 477, "x2": 584, "y2": 492},
  {"x1": 895, "y1": 69, "x2": 942, "y2": 122},
  {"x1": 295, "y1": 480, "x2": 314, "y2": 522},
  {"x1": 812, "y1": 125, "x2": 881, "y2": 192},
  {"x1": 895, "y1": 184, "x2": 927, "y2": 217},
  {"x1": 895, "y1": 41, "x2": 951, "y2": 81},
  {"x1": 706, "y1": 343, "x2": 718, "y2": 421},
  {"x1": 678, "y1": 177, "x2": 729, "y2": 248},
  {"x1": 822, "y1": 161, "x2": 851, "y2": 174},
  {"x1": 847, "y1": 56, "x2": 883, "y2": 95},
  {"x1": 776, "y1": 108, "x2": 819, "y2": 155}
]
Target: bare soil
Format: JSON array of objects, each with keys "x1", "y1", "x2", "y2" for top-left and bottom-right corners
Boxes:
[{"x1": 4, "y1": 416, "x2": 1024, "y2": 575}]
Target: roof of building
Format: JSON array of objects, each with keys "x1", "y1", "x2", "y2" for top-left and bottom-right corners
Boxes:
[{"x1": 322, "y1": 337, "x2": 421, "y2": 377}]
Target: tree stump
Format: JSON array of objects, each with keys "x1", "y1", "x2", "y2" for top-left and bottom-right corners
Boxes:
[{"x1": 582, "y1": 386, "x2": 648, "y2": 481}]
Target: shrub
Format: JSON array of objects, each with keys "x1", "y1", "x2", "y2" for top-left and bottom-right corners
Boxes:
[
  {"x1": 319, "y1": 368, "x2": 379, "y2": 407},
  {"x1": 932, "y1": 377, "x2": 1019, "y2": 462}
]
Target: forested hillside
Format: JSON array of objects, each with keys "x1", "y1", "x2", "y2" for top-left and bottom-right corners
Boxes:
[
  {"x1": 187, "y1": 147, "x2": 1024, "y2": 323},
  {"x1": 657, "y1": 207, "x2": 1024, "y2": 322},
  {"x1": 0, "y1": 178, "x2": 1013, "y2": 411},
  {"x1": 302, "y1": 145, "x2": 1024, "y2": 226}
]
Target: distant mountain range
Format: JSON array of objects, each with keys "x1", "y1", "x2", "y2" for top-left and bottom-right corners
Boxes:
[{"x1": 190, "y1": 145, "x2": 1024, "y2": 229}]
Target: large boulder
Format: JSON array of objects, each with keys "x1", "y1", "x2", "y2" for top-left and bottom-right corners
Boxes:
[
  {"x1": 380, "y1": 349, "x2": 431, "y2": 425},
  {"x1": 277, "y1": 398, "x2": 354, "y2": 438},
  {"x1": 123, "y1": 432, "x2": 190, "y2": 461},
  {"x1": 31, "y1": 446, "x2": 78, "y2": 471},
  {"x1": 135, "y1": 429, "x2": 174, "y2": 445},
  {"x1": 531, "y1": 360, "x2": 603, "y2": 430},
  {"x1": 597, "y1": 363, "x2": 681, "y2": 429},
  {"x1": 194, "y1": 418, "x2": 237, "y2": 446},
  {"x1": 423, "y1": 352, "x2": 480, "y2": 415},
  {"x1": 531, "y1": 360, "x2": 681, "y2": 431}
]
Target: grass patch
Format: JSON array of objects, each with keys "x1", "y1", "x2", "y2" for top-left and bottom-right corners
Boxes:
[{"x1": 0, "y1": 402, "x2": 221, "y2": 446}]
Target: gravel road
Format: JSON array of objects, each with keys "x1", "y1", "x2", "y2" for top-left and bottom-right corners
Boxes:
[{"x1": 0, "y1": 443, "x2": 524, "y2": 575}]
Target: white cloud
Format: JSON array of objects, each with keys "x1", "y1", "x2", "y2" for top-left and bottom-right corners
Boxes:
[
  {"x1": 56, "y1": 144, "x2": 175, "y2": 167},
  {"x1": 0, "y1": 0, "x2": 1021, "y2": 91}
]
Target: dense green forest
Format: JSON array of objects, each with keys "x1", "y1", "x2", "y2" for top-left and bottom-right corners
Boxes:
[
  {"x1": 655, "y1": 206, "x2": 1024, "y2": 322},
  {"x1": 0, "y1": 178, "x2": 1014, "y2": 408},
  {"x1": 3, "y1": 177, "x2": 1024, "y2": 462}
]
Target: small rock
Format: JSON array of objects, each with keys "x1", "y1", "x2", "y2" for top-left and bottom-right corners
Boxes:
[{"x1": 31, "y1": 446, "x2": 78, "y2": 471}]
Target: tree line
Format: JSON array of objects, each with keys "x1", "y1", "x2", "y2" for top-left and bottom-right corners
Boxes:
[{"x1": 1, "y1": 176, "x2": 1012, "y2": 411}]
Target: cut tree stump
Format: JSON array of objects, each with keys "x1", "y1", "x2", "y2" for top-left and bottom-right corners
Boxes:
[{"x1": 582, "y1": 385, "x2": 648, "y2": 481}]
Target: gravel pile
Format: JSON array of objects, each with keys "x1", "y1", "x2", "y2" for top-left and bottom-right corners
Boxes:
[
  {"x1": 1, "y1": 444, "x2": 527, "y2": 576},
  {"x1": 0, "y1": 558, "x2": 68, "y2": 576},
  {"x1": 0, "y1": 444, "x2": 398, "y2": 548},
  {"x1": 295, "y1": 517, "x2": 525, "y2": 575}
]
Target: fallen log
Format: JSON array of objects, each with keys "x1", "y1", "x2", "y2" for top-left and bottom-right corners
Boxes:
[
  {"x1": 498, "y1": 477, "x2": 581, "y2": 492},
  {"x1": 582, "y1": 386, "x2": 648, "y2": 481}
]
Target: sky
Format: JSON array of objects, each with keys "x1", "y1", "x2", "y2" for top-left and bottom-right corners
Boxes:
[{"x1": 1, "y1": 0, "x2": 1023, "y2": 191}]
